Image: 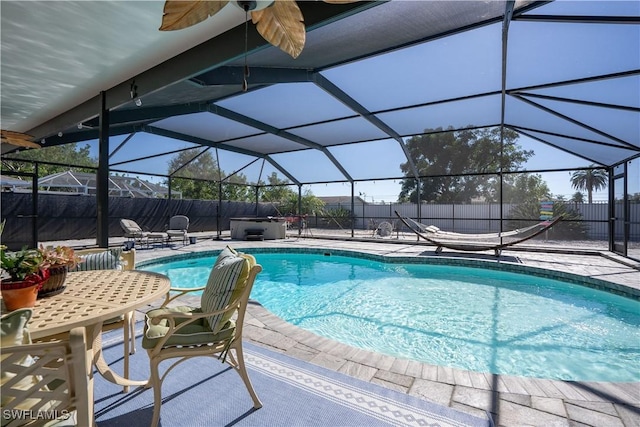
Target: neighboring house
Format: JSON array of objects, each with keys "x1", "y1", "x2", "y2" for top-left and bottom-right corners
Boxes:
[
  {"x1": 3, "y1": 170, "x2": 180, "y2": 199},
  {"x1": 0, "y1": 175, "x2": 31, "y2": 192}
]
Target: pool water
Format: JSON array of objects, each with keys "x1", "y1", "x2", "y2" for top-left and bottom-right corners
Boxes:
[{"x1": 141, "y1": 252, "x2": 640, "y2": 382}]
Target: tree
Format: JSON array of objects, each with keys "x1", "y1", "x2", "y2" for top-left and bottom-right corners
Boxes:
[
  {"x1": 570, "y1": 166, "x2": 607, "y2": 203},
  {"x1": 222, "y1": 174, "x2": 252, "y2": 201},
  {"x1": 279, "y1": 189, "x2": 325, "y2": 216},
  {"x1": 167, "y1": 148, "x2": 221, "y2": 200},
  {"x1": 398, "y1": 127, "x2": 533, "y2": 203},
  {"x1": 259, "y1": 173, "x2": 296, "y2": 203},
  {"x1": 2, "y1": 143, "x2": 97, "y2": 176},
  {"x1": 570, "y1": 192, "x2": 584, "y2": 203},
  {"x1": 167, "y1": 148, "x2": 257, "y2": 201},
  {"x1": 500, "y1": 173, "x2": 551, "y2": 204}
]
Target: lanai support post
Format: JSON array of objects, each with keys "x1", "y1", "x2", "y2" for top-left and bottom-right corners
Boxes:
[
  {"x1": 298, "y1": 185, "x2": 302, "y2": 237},
  {"x1": 96, "y1": 91, "x2": 110, "y2": 248}
]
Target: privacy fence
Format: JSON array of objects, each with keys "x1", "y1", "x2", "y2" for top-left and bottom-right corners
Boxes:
[
  {"x1": 0, "y1": 193, "x2": 278, "y2": 250},
  {"x1": 1, "y1": 193, "x2": 637, "y2": 250}
]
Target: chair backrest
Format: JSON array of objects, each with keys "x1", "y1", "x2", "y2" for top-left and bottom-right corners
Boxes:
[
  {"x1": 120, "y1": 219, "x2": 143, "y2": 236},
  {"x1": 73, "y1": 247, "x2": 135, "y2": 271},
  {"x1": 1, "y1": 310, "x2": 91, "y2": 427},
  {"x1": 200, "y1": 247, "x2": 261, "y2": 334},
  {"x1": 168, "y1": 215, "x2": 189, "y2": 231}
]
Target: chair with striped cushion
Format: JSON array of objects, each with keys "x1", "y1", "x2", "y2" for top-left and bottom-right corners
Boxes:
[
  {"x1": 142, "y1": 246, "x2": 262, "y2": 427},
  {"x1": 65, "y1": 247, "x2": 136, "y2": 392}
]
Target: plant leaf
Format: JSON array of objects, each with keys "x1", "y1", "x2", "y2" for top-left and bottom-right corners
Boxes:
[
  {"x1": 160, "y1": 0, "x2": 229, "y2": 31},
  {"x1": 252, "y1": 0, "x2": 305, "y2": 58}
]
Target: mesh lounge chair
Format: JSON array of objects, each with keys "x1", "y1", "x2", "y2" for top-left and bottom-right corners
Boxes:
[
  {"x1": 395, "y1": 211, "x2": 563, "y2": 256},
  {"x1": 166, "y1": 215, "x2": 189, "y2": 245},
  {"x1": 142, "y1": 246, "x2": 262, "y2": 427},
  {"x1": 1, "y1": 309, "x2": 92, "y2": 427}
]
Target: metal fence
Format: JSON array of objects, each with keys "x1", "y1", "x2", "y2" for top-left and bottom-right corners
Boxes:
[{"x1": 321, "y1": 201, "x2": 638, "y2": 242}]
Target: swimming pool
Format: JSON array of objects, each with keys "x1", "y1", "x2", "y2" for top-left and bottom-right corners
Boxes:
[{"x1": 140, "y1": 250, "x2": 640, "y2": 382}]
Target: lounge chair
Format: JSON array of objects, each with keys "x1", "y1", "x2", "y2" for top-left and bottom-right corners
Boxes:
[
  {"x1": 142, "y1": 246, "x2": 262, "y2": 427},
  {"x1": 120, "y1": 218, "x2": 168, "y2": 248},
  {"x1": 395, "y1": 211, "x2": 563, "y2": 256},
  {"x1": 166, "y1": 215, "x2": 189, "y2": 245},
  {"x1": 120, "y1": 219, "x2": 149, "y2": 244},
  {"x1": 1, "y1": 309, "x2": 92, "y2": 426}
]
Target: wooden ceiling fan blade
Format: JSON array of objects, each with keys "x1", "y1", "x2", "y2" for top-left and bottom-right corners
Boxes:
[
  {"x1": 1, "y1": 130, "x2": 40, "y2": 149},
  {"x1": 160, "y1": 0, "x2": 229, "y2": 31},
  {"x1": 252, "y1": 0, "x2": 305, "y2": 58}
]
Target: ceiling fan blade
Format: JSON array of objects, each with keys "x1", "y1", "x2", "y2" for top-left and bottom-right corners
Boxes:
[
  {"x1": 159, "y1": 0, "x2": 229, "y2": 31},
  {"x1": 322, "y1": 0, "x2": 361, "y2": 3},
  {"x1": 1, "y1": 130, "x2": 40, "y2": 149},
  {"x1": 252, "y1": 0, "x2": 305, "y2": 58}
]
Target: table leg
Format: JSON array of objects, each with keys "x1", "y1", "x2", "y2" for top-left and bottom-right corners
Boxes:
[{"x1": 87, "y1": 323, "x2": 148, "y2": 389}]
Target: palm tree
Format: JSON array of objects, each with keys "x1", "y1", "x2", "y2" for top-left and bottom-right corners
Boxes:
[
  {"x1": 570, "y1": 192, "x2": 584, "y2": 203},
  {"x1": 570, "y1": 166, "x2": 608, "y2": 203}
]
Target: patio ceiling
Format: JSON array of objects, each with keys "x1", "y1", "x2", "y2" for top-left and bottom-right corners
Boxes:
[{"x1": 2, "y1": 1, "x2": 639, "y2": 187}]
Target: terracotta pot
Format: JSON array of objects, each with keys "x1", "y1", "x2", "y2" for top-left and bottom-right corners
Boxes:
[{"x1": 1, "y1": 282, "x2": 41, "y2": 311}]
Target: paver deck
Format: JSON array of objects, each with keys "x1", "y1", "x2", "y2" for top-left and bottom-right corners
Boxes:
[{"x1": 52, "y1": 233, "x2": 640, "y2": 426}]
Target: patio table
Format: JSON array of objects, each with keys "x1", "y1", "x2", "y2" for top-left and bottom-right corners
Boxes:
[{"x1": 1, "y1": 270, "x2": 170, "y2": 420}]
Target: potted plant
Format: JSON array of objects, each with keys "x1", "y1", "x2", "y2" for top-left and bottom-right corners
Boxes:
[
  {"x1": 37, "y1": 245, "x2": 82, "y2": 298},
  {"x1": 1, "y1": 246, "x2": 50, "y2": 310}
]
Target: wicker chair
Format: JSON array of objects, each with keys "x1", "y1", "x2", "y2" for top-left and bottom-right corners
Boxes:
[{"x1": 142, "y1": 247, "x2": 262, "y2": 427}]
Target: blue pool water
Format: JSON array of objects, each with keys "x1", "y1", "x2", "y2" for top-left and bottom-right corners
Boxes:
[{"x1": 141, "y1": 252, "x2": 640, "y2": 382}]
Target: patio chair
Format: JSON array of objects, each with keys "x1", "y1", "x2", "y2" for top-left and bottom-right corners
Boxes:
[
  {"x1": 142, "y1": 246, "x2": 262, "y2": 427},
  {"x1": 120, "y1": 219, "x2": 149, "y2": 244},
  {"x1": 1, "y1": 309, "x2": 92, "y2": 427},
  {"x1": 64, "y1": 247, "x2": 137, "y2": 392},
  {"x1": 121, "y1": 218, "x2": 168, "y2": 248},
  {"x1": 166, "y1": 215, "x2": 189, "y2": 245}
]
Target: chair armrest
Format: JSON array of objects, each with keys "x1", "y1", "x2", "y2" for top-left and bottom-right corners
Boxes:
[
  {"x1": 161, "y1": 286, "x2": 207, "y2": 306},
  {"x1": 150, "y1": 302, "x2": 238, "y2": 325}
]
